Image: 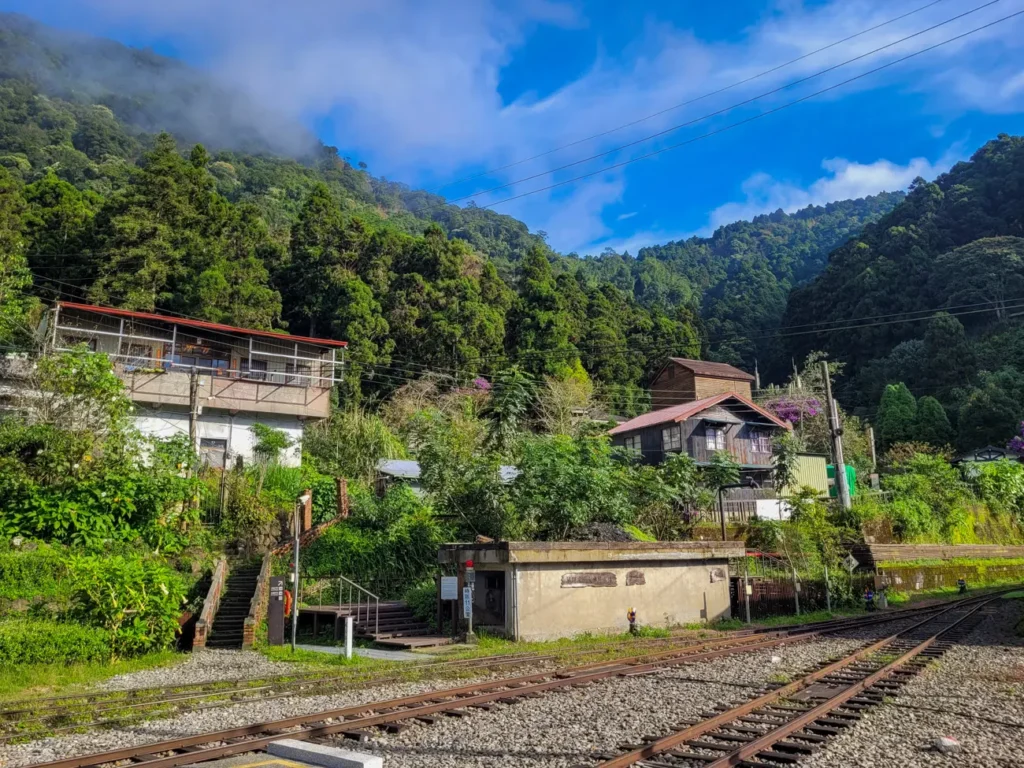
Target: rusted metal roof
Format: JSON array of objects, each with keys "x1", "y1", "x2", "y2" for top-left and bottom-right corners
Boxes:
[
  {"x1": 608, "y1": 392, "x2": 790, "y2": 435},
  {"x1": 57, "y1": 301, "x2": 348, "y2": 348},
  {"x1": 665, "y1": 357, "x2": 755, "y2": 381}
]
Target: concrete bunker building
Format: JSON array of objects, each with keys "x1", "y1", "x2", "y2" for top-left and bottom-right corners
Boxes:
[{"x1": 439, "y1": 540, "x2": 744, "y2": 641}]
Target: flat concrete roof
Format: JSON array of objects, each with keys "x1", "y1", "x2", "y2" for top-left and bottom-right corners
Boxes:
[{"x1": 438, "y1": 540, "x2": 744, "y2": 565}]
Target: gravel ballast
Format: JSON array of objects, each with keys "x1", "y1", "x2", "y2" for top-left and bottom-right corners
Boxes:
[
  {"x1": 100, "y1": 649, "x2": 300, "y2": 691},
  {"x1": 0, "y1": 673, "x2": 495, "y2": 767},
  {"x1": 346, "y1": 637, "x2": 865, "y2": 768},
  {"x1": 801, "y1": 597, "x2": 1024, "y2": 768}
]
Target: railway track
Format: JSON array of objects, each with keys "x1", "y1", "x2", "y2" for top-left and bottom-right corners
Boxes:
[
  {"x1": 0, "y1": 594, "x2": 993, "y2": 747},
  {"x1": 21, "y1": 592, "x2": 1012, "y2": 768},
  {"x1": 590, "y1": 595, "x2": 997, "y2": 767}
]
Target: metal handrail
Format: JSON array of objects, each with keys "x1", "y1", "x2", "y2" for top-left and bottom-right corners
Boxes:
[{"x1": 336, "y1": 574, "x2": 380, "y2": 638}]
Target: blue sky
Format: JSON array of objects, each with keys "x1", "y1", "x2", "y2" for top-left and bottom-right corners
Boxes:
[{"x1": 10, "y1": 0, "x2": 1024, "y2": 254}]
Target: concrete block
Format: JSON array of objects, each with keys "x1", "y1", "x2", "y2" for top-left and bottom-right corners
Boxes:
[{"x1": 268, "y1": 739, "x2": 383, "y2": 768}]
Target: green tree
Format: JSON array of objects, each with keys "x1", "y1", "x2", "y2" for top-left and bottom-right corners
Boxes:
[
  {"x1": 877, "y1": 383, "x2": 918, "y2": 449},
  {"x1": 507, "y1": 246, "x2": 578, "y2": 376},
  {"x1": 22, "y1": 171, "x2": 99, "y2": 293},
  {"x1": 332, "y1": 277, "x2": 394, "y2": 402},
  {"x1": 914, "y1": 396, "x2": 954, "y2": 446},
  {"x1": 485, "y1": 366, "x2": 535, "y2": 453},
  {"x1": 0, "y1": 167, "x2": 34, "y2": 347}
]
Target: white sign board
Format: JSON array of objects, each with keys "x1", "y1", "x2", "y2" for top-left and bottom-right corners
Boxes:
[
  {"x1": 440, "y1": 576, "x2": 458, "y2": 601},
  {"x1": 463, "y1": 586, "x2": 473, "y2": 619},
  {"x1": 843, "y1": 554, "x2": 860, "y2": 572}
]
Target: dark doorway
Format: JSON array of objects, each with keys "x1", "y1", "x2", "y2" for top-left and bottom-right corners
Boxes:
[{"x1": 473, "y1": 571, "x2": 506, "y2": 628}]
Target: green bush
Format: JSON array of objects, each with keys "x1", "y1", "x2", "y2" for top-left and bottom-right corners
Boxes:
[
  {"x1": 403, "y1": 581, "x2": 438, "y2": 628},
  {"x1": 298, "y1": 485, "x2": 448, "y2": 597},
  {"x1": 0, "y1": 543, "x2": 73, "y2": 606},
  {"x1": 66, "y1": 554, "x2": 187, "y2": 658},
  {"x1": 0, "y1": 619, "x2": 110, "y2": 665}
]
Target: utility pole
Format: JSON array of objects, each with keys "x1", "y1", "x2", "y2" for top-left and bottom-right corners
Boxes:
[
  {"x1": 866, "y1": 426, "x2": 878, "y2": 471},
  {"x1": 820, "y1": 361, "x2": 852, "y2": 510},
  {"x1": 291, "y1": 493, "x2": 310, "y2": 653},
  {"x1": 188, "y1": 367, "x2": 200, "y2": 455}
]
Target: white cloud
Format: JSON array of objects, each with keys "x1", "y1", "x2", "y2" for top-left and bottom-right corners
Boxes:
[
  {"x1": 71, "y1": 0, "x2": 1024, "y2": 244},
  {"x1": 617, "y1": 211, "x2": 638, "y2": 221},
  {"x1": 703, "y1": 148, "x2": 965, "y2": 233}
]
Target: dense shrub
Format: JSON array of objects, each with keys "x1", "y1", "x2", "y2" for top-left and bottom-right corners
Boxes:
[
  {"x1": 0, "y1": 543, "x2": 72, "y2": 607},
  {"x1": 403, "y1": 581, "x2": 439, "y2": 628},
  {"x1": 66, "y1": 554, "x2": 187, "y2": 657},
  {"x1": 0, "y1": 619, "x2": 111, "y2": 665},
  {"x1": 298, "y1": 485, "x2": 448, "y2": 596}
]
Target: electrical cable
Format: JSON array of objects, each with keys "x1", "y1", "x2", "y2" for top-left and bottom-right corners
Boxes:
[
  {"x1": 409, "y1": 0, "x2": 1007, "y2": 214},
  {"x1": 423, "y1": 0, "x2": 955, "y2": 195},
  {"x1": 475, "y1": 7, "x2": 1024, "y2": 212}
]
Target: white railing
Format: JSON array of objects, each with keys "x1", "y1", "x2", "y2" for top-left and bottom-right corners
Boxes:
[{"x1": 302, "y1": 574, "x2": 380, "y2": 638}]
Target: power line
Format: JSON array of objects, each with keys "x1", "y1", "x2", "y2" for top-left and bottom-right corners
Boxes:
[
  {"x1": 476, "y1": 8, "x2": 1023, "y2": 212},
  {"x1": 422, "y1": 0, "x2": 1006, "y2": 213},
  {"x1": 423, "y1": 0, "x2": 954, "y2": 196}
]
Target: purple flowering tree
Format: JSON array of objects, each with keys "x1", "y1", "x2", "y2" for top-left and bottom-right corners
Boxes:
[
  {"x1": 1008, "y1": 421, "x2": 1024, "y2": 454},
  {"x1": 763, "y1": 395, "x2": 822, "y2": 425}
]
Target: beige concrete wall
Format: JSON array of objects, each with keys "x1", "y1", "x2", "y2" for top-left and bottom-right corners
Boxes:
[
  {"x1": 122, "y1": 370, "x2": 331, "y2": 419},
  {"x1": 511, "y1": 559, "x2": 731, "y2": 641}
]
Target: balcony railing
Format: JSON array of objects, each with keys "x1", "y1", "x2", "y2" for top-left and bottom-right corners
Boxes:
[{"x1": 689, "y1": 440, "x2": 773, "y2": 466}]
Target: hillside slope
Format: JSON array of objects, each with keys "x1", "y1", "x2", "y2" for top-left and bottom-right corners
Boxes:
[
  {"x1": 785, "y1": 134, "x2": 1024, "y2": 447},
  {"x1": 0, "y1": 12, "x2": 910, "y2": 412}
]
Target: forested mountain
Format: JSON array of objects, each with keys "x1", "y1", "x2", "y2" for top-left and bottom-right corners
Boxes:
[
  {"x1": 570, "y1": 194, "x2": 903, "y2": 379},
  {"x1": 785, "y1": 134, "x2": 1024, "y2": 448},
  {"x1": 0, "y1": 12, "x2": 923, "y2": 418}
]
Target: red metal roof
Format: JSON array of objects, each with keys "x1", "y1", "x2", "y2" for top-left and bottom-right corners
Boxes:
[
  {"x1": 57, "y1": 302, "x2": 348, "y2": 348},
  {"x1": 608, "y1": 392, "x2": 791, "y2": 435},
  {"x1": 662, "y1": 357, "x2": 755, "y2": 382}
]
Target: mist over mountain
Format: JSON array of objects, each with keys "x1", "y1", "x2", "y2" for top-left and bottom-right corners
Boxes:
[{"x1": 0, "y1": 13, "x2": 319, "y2": 157}]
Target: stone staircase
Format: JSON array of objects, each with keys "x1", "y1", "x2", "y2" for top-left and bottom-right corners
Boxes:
[
  {"x1": 352, "y1": 601, "x2": 452, "y2": 649},
  {"x1": 206, "y1": 564, "x2": 262, "y2": 648}
]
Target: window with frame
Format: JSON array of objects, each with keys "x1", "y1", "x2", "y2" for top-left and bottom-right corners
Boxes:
[
  {"x1": 241, "y1": 358, "x2": 268, "y2": 381},
  {"x1": 705, "y1": 426, "x2": 726, "y2": 451},
  {"x1": 623, "y1": 434, "x2": 642, "y2": 453},
  {"x1": 199, "y1": 438, "x2": 228, "y2": 469},
  {"x1": 751, "y1": 429, "x2": 771, "y2": 453},
  {"x1": 662, "y1": 424, "x2": 682, "y2": 452}
]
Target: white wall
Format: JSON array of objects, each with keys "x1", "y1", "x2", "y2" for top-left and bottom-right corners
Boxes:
[{"x1": 134, "y1": 405, "x2": 304, "y2": 467}]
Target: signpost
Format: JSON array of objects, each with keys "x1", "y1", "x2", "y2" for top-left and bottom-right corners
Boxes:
[
  {"x1": 268, "y1": 576, "x2": 285, "y2": 646},
  {"x1": 843, "y1": 553, "x2": 860, "y2": 574},
  {"x1": 440, "y1": 576, "x2": 458, "y2": 601}
]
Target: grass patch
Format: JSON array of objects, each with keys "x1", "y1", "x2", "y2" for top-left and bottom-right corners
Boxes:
[
  {"x1": 0, "y1": 650, "x2": 180, "y2": 700},
  {"x1": 258, "y1": 644, "x2": 381, "y2": 668},
  {"x1": 877, "y1": 557, "x2": 1024, "y2": 568}
]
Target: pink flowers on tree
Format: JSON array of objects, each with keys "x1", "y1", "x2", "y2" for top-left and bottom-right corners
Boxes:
[{"x1": 764, "y1": 396, "x2": 821, "y2": 425}]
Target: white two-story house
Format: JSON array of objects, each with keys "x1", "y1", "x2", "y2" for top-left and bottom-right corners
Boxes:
[{"x1": 43, "y1": 302, "x2": 347, "y2": 467}]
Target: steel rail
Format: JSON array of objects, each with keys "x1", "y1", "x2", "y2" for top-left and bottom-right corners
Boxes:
[
  {"x1": 702, "y1": 598, "x2": 991, "y2": 767},
  {"x1": 29, "y1": 631, "x2": 834, "y2": 768},
  {"x1": 2, "y1": 588, "x2": 983, "y2": 715},
  {"x1": 17, "y1": 591, "x2": 1012, "y2": 767},
  {"x1": 595, "y1": 597, "x2": 995, "y2": 767}
]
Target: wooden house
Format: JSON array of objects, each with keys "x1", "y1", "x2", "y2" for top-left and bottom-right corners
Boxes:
[
  {"x1": 608, "y1": 392, "x2": 791, "y2": 485},
  {"x1": 649, "y1": 358, "x2": 754, "y2": 410}
]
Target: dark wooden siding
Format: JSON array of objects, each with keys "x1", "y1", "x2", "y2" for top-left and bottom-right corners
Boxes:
[
  {"x1": 650, "y1": 366, "x2": 696, "y2": 410},
  {"x1": 614, "y1": 417, "x2": 777, "y2": 467}
]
